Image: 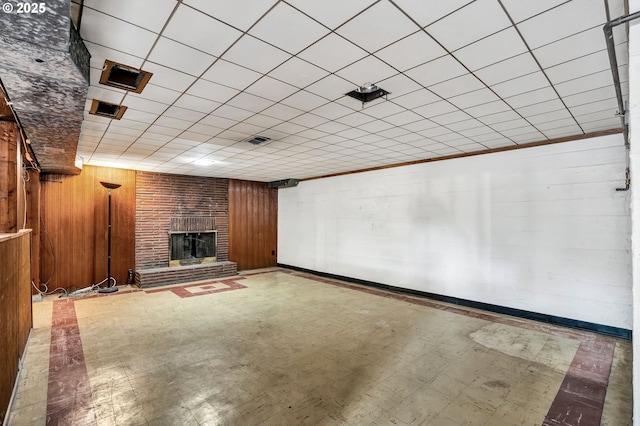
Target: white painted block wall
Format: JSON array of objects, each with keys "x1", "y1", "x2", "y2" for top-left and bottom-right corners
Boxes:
[{"x1": 279, "y1": 135, "x2": 631, "y2": 329}]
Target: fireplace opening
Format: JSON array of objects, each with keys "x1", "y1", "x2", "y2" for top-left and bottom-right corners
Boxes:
[{"x1": 169, "y1": 231, "x2": 217, "y2": 266}]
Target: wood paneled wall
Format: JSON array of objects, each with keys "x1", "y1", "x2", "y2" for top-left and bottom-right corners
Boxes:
[
  {"x1": 40, "y1": 166, "x2": 135, "y2": 291},
  {"x1": 0, "y1": 122, "x2": 18, "y2": 233},
  {"x1": 0, "y1": 230, "x2": 32, "y2": 423},
  {"x1": 229, "y1": 180, "x2": 277, "y2": 270}
]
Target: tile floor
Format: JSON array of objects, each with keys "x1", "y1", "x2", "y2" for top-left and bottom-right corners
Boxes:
[{"x1": 6, "y1": 268, "x2": 632, "y2": 425}]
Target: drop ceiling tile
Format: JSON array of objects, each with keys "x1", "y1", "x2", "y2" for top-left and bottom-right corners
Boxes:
[
  {"x1": 222, "y1": 35, "x2": 291, "y2": 74},
  {"x1": 226, "y1": 93, "x2": 274, "y2": 113},
  {"x1": 228, "y1": 122, "x2": 266, "y2": 136},
  {"x1": 580, "y1": 117, "x2": 621, "y2": 132},
  {"x1": 85, "y1": 41, "x2": 144, "y2": 70},
  {"x1": 162, "y1": 106, "x2": 207, "y2": 122},
  {"x1": 545, "y1": 50, "x2": 610, "y2": 85},
  {"x1": 123, "y1": 109, "x2": 160, "y2": 124},
  {"x1": 185, "y1": 80, "x2": 240, "y2": 103},
  {"x1": 429, "y1": 74, "x2": 485, "y2": 98},
  {"x1": 392, "y1": 89, "x2": 441, "y2": 109},
  {"x1": 173, "y1": 94, "x2": 221, "y2": 113},
  {"x1": 456, "y1": 142, "x2": 490, "y2": 152},
  {"x1": 526, "y1": 109, "x2": 572, "y2": 125},
  {"x1": 206, "y1": 105, "x2": 254, "y2": 122},
  {"x1": 483, "y1": 138, "x2": 517, "y2": 148},
  {"x1": 478, "y1": 110, "x2": 521, "y2": 124},
  {"x1": 128, "y1": 83, "x2": 182, "y2": 105},
  {"x1": 377, "y1": 127, "x2": 410, "y2": 139},
  {"x1": 336, "y1": 56, "x2": 399, "y2": 87},
  {"x1": 311, "y1": 102, "x2": 354, "y2": 120},
  {"x1": 146, "y1": 124, "x2": 184, "y2": 137},
  {"x1": 289, "y1": 113, "x2": 329, "y2": 128},
  {"x1": 553, "y1": 70, "x2": 614, "y2": 97},
  {"x1": 569, "y1": 98, "x2": 618, "y2": 116},
  {"x1": 261, "y1": 104, "x2": 304, "y2": 121},
  {"x1": 87, "y1": 86, "x2": 126, "y2": 104},
  {"x1": 287, "y1": 0, "x2": 375, "y2": 29},
  {"x1": 500, "y1": 125, "x2": 541, "y2": 137},
  {"x1": 517, "y1": 0, "x2": 605, "y2": 50},
  {"x1": 314, "y1": 121, "x2": 350, "y2": 134},
  {"x1": 404, "y1": 55, "x2": 468, "y2": 87},
  {"x1": 516, "y1": 99, "x2": 566, "y2": 117},
  {"x1": 304, "y1": 74, "x2": 354, "y2": 102},
  {"x1": 297, "y1": 128, "x2": 330, "y2": 140},
  {"x1": 201, "y1": 60, "x2": 262, "y2": 91},
  {"x1": 138, "y1": 62, "x2": 197, "y2": 93},
  {"x1": 179, "y1": 131, "x2": 213, "y2": 142},
  {"x1": 375, "y1": 31, "x2": 446, "y2": 72},
  {"x1": 454, "y1": 27, "x2": 528, "y2": 71},
  {"x1": 447, "y1": 119, "x2": 485, "y2": 132},
  {"x1": 298, "y1": 33, "x2": 368, "y2": 72},
  {"x1": 155, "y1": 115, "x2": 193, "y2": 131},
  {"x1": 216, "y1": 129, "x2": 252, "y2": 141},
  {"x1": 336, "y1": 128, "x2": 369, "y2": 140},
  {"x1": 188, "y1": 123, "x2": 223, "y2": 137},
  {"x1": 360, "y1": 101, "x2": 405, "y2": 119},
  {"x1": 250, "y1": 3, "x2": 329, "y2": 54},
  {"x1": 336, "y1": 1, "x2": 419, "y2": 53},
  {"x1": 85, "y1": 0, "x2": 176, "y2": 32},
  {"x1": 383, "y1": 110, "x2": 423, "y2": 126},
  {"x1": 464, "y1": 100, "x2": 512, "y2": 117},
  {"x1": 413, "y1": 101, "x2": 459, "y2": 119},
  {"x1": 246, "y1": 76, "x2": 299, "y2": 102},
  {"x1": 358, "y1": 119, "x2": 395, "y2": 133},
  {"x1": 532, "y1": 27, "x2": 604, "y2": 68},
  {"x1": 573, "y1": 110, "x2": 617, "y2": 125},
  {"x1": 562, "y1": 85, "x2": 619, "y2": 108},
  {"x1": 183, "y1": 0, "x2": 277, "y2": 31},
  {"x1": 163, "y1": 5, "x2": 241, "y2": 57},
  {"x1": 376, "y1": 74, "x2": 424, "y2": 97},
  {"x1": 148, "y1": 37, "x2": 216, "y2": 76},
  {"x1": 80, "y1": 8, "x2": 157, "y2": 58},
  {"x1": 491, "y1": 72, "x2": 549, "y2": 98},
  {"x1": 500, "y1": 0, "x2": 567, "y2": 23},
  {"x1": 401, "y1": 119, "x2": 439, "y2": 133},
  {"x1": 270, "y1": 121, "x2": 307, "y2": 135},
  {"x1": 392, "y1": 0, "x2": 474, "y2": 27},
  {"x1": 491, "y1": 118, "x2": 531, "y2": 131},
  {"x1": 505, "y1": 87, "x2": 558, "y2": 108},
  {"x1": 335, "y1": 112, "x2": 376, "y2": 127},
  {"x1": 268, "y1": 57, "x2": 330, "y2": 89},
  {"x1": 509, "y1": 132, "x2": 546, "y2": 143},
  {"x1": 458, "y1": 125, "x2": 496, "y2": 137},
  {"x1": 473, "y1": 53, "x2": 539, "y2": 86},
  {"x1": 448, "y1": 88, "x2": 501, "y2": 109},
  {"x1": 430, "y1": 110, "x2": 472, "y2": 125},
  {"x1": 471, "y1": 131, "x2": 506, "y2": 142},
  {"x1": 243, "y1": 114, "x2": 284, "y2": 129},
  {"x1": 426, "y1": 0, "x2": 512, "y2": 51},
  {"x1": 542, "y1": 124, "x2": 584, "y2": 138},
  {"x1": 280, "y1": 90, "x2": 328, "y2": 111}
]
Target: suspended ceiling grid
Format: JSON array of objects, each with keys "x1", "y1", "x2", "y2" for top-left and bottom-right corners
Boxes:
[{"x1": 76, "y1": 0, "x2": 629, "y2": 181}]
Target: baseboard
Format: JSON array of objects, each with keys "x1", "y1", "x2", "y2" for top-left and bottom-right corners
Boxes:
[{"x1": 277, "y1": 263, "x2": 632, "y2": 340}]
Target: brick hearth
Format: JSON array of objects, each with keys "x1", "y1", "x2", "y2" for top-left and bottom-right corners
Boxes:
[{"x1": 135, "y1": 261, "x2": 237, "y2": 288}]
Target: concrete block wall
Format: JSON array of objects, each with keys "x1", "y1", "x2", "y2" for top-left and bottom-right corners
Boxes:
[{"x1": 279, "y1": 134, "x2": 631, "y2": 330}]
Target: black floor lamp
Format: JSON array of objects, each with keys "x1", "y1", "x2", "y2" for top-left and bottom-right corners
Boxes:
[{"x1": 99, "y1": 181, "x2": 121, "y2": 294}]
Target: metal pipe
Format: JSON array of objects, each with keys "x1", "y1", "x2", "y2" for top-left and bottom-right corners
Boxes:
[{"x1": 603, "y1": 9, "x2": 640, "y2": 191}]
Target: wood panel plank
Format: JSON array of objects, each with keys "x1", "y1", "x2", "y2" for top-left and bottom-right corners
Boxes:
[
  {"x1": 0, "y1": 122, "x2": 18, "y2": 233},
  {"x1": 228, "y1": 180, "x2": 277, "y2": 270},
  {"x1": 39, "y1": 166, "x2": 136, "y2": 292}
]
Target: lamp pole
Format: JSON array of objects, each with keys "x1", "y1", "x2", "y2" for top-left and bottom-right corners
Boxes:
[{"x1": 99, "y1": 181, "x2": 121, "y2": 293}]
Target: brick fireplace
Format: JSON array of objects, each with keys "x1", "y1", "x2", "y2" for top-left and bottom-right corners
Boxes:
[{"x1": 134, "y1": 172, "x2": 237, "y2": 288}]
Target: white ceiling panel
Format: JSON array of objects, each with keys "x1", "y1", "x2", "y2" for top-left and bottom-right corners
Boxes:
[
  {"x1": 336, "y1": 1, "x2": 419, "y2": 53},
  {"x1": 250, "y1": 3, "x2": 329, "y2": 55},
  {"x1": 221, "y1": 35, "x2": 291, "y2": 74},
  {"x1": 426, "y1": 0, "x2": 512, "y2": 51},
  {"x1": 163, "y1": 5, "x2": 242, "y2": 57},
  {"x1": 335, "y1": 55, "x2": 399, "y2": 86},
  {"x1": 147, "y1": 37, "x2": 216, "y2": 76},
  {"x1": 80, "y1": 8, "x2": 157, "y2": 58},
  {"x1": 454, "y1": 27, "x2": 528, "y2": 71},
  {"x1": 286, "y1": 0, "x2": 375, "y2": 30},
  {"x1": 375, "y1": 31, "x2": 446, "y2": 72},
  {"x1": 269, "y1": 58, "x2": 329, "y2": 89},
  {"x1": 298, "y1": 34, "x2": 368, "y2": 73},
  {"x1": 516, "y1": 0, "x2": 605, "y2": 50},
  {"x1": 74, "y1": 0, "x2": 625, "y2": 180},
  {"x1": 183, "y1": 0, "x2": 277, "y2": 31}
]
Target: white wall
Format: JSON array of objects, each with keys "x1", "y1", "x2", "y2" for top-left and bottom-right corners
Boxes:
[{"x1": 279, "y1": 134, "x2": 631, "y2": 329}]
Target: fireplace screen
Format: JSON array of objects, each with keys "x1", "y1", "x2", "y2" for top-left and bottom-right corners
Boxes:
[{"x1": 169, "y1": 231, "x2": 217, "y2": 266}]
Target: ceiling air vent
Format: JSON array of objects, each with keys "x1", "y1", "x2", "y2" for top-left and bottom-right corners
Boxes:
[
  {"x1": 89, "y1": 99, "x2": 127, "y2": 120},
  {"x1": 345, "y1": 82, "x2": 390, "y2": 107},
  {"x1": 100, "y1": 60, "x2": 153, "y2": 93},
  {"x1": 244, "y1": 135, "x2": 272, "y2": 146}
]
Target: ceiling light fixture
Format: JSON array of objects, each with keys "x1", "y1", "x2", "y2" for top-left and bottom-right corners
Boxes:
[
  {"x1": 99, "y1": 60, "x2": 153, "y2": 93},
  {"x1": 345, "y1": 82, "x2": 390, "y2": 108}
]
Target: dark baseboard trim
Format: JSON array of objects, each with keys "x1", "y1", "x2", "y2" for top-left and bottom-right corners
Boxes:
[{"x1": 278, "y1": 263, "x2": 632, "y2": 340}]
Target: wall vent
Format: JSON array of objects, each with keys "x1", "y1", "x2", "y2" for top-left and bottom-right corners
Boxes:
[
  {"x1": 99, "y1": 60, "x2": 153, "y2": 93},
  {"x1": 244, "y1": 135, "x2": 272, "y2": 146},
  {"x1": 89, "y1": 99, "x2": 127, "y2": 120}
]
